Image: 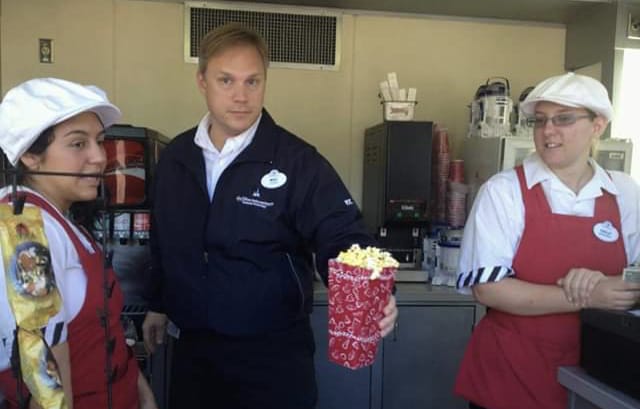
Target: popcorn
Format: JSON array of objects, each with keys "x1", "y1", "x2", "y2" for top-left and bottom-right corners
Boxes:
[{"x1": 336, "y1": 244, "x2": 399, "y2": 280}]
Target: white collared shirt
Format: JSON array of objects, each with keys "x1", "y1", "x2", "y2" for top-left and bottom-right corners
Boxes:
[
  {"x1": 457, "y1": 153, "x2": 640, "y2": 293},
  {"x1": 193, "y1": 112, "x2": 261, "y2": 201}
]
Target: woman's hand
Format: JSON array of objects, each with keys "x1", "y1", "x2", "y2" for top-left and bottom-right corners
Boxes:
[
  {"x1": 137, "y1": 373, "x2": 158, "y2": 409},
  {"x1": 584, "y1": 275, "x2": 640, "y2": 310},
  {"x1": 557, "y1": 268, "x2": 606, "y2": 307},
  {"x1": 379, "y1": 295, "x2": 398, "y2": 338}
]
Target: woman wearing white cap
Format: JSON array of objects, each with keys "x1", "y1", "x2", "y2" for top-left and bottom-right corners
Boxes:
[
  {"x1": 454, "y1": 72, "x2": 640, "y2": 409},
  {"x1": 0, "y1": 78, "x2": 156, "y2": 409}
]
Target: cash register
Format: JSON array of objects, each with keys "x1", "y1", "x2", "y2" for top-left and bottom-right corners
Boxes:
[{"x1": 580, "y1": 308, "x2": 640, "y2": 400}]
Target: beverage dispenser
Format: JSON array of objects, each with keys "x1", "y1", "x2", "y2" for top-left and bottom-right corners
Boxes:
[
  {"x1": 513, "y1": 86, "x2": 535, "y2": 138},
  {"x1": 362, "y1": 121, "x2": 433, "y2": 272},
  {"x1": 95, "y1": 125, "x2": 169, "y2": 304},
  {"x1": 468, "y1": 77, "x2": 514, "y2": 138},
  {"x1": 96, "y1": 124, "x2": 170, "y2": 408}
]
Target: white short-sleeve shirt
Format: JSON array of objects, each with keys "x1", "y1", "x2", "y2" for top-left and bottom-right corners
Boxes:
[
  {"x1": 456, "y1": 153, "x2": 640, "y2": 294},
  {"x1": 0, "y1": 187, "x2": 92, "y2": 371}
]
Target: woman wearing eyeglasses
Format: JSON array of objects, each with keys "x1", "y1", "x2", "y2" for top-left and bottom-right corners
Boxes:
[{"x1": 454, "y1": 72, "x2": 640, "y2": 409}]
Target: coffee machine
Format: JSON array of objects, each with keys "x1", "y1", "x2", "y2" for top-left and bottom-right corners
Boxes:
[{"x1": 362, "y1": 121, "x2": 433, "y2": 273}]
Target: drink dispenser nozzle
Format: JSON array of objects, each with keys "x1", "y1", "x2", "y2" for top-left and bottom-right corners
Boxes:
[
  {"x1": 112, "y1": 212, "x2": 131, "y2": 245},
  {"x1": 132, "y1": 212, "x2": 151, "y2": 245}
]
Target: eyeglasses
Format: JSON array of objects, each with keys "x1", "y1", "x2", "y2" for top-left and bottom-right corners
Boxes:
[{"x1": 526, "y1": 113, "x2": 593, "y2": 129}]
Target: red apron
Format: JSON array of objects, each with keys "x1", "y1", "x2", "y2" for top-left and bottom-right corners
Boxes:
[
  {"x1": 454, "y1": 166, "x2": 626, "y2": 409},
  {"x1": 0, "y1": 193, "x2": 138, "y2": 409}
]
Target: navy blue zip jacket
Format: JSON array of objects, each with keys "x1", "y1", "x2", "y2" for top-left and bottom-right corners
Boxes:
[{"x1": 148, "y1": 110, "x2": 376, "y2": 335}]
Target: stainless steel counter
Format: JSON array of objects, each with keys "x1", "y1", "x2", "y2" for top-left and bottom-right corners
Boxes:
[
  {"x1": 312, "y1": 279, "x2": 483, "y2": 409},
  {"x1": 313, "y1": 281, "x2": 475, "y2": 304},
  {"x1": 559, "y1": 367, "x2": 640, "y2": 409}
]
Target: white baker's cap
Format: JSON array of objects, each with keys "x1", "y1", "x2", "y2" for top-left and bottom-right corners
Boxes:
[
  {"x1": 520, "y1": 72, "x2": 613, "y2": 122},
  {"x1": 0, "y1": 77, "x2": 121, "y2": 166}
]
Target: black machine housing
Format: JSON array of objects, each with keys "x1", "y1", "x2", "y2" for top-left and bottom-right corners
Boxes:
[{"x1": 362, "y1": 121, "x2": 433, "y2": 266}]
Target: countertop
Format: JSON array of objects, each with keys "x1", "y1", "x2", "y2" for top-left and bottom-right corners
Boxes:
[
  {"x1": 313, "y1": 281, "x2": 476, "y2": 305},
  {"x1": 558, "y1": 367, "x2": 640, "y2": 409}
]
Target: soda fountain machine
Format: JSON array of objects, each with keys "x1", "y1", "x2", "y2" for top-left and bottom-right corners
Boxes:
[
  {"x1": 97, "y1": 125, "x2": 168, "y2": 304},
  {"x1": 97, "y1": 124, "x2": 171, "y2": 409}
]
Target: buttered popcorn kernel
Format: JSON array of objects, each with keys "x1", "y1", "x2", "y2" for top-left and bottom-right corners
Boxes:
[{"x1": 336, "y1": 244, "x2": 399, "y2": 279}]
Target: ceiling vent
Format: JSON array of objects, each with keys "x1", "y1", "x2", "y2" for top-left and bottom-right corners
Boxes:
[{"x1": 185, "y1": 1, "x2": 342, "y2": 71}]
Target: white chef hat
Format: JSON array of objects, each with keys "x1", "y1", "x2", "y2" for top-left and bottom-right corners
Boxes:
[
  {"x1": 520, "y1": 72, "x2": 613, "y2": 122},
  {"x1": 0, "y1": 77, "x2": 121, "y2": 166}
]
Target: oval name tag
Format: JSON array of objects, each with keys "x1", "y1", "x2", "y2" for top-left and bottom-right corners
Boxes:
[
  {"x1": 592, "y1": 221, "x2": 619, "y2": 243},
  {"x1": 261, "y1": 169, "x2": 287, "y2": 189}
]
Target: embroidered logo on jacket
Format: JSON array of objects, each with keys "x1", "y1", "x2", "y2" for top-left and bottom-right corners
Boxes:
[{"x1": 236, "y1": 196, "x2": 274, "y2": 209}]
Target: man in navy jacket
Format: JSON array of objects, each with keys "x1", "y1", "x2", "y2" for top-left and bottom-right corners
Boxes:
[{"x1": 142, "y1": 22, "x2": 398, "y2": 409}]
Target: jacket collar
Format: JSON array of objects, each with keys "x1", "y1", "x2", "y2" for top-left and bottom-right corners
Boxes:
[
  {"x1": 172, "y1": 108, "x2": 279, "y2": 190},
  {"x1": 234, "y1": 109, "x2": 279, "y2": 164},
  {"x1": 173, "y1": 127, "x2": 207, "y2": 194}
]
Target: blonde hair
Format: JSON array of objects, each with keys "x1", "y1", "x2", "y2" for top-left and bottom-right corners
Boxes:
[{"x1": 198, "y1": 22, "x2": 270, "y2": 74}]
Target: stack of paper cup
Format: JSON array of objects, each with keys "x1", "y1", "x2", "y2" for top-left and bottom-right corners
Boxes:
[
  {"x1": 447, "y1": 160, "x2": 468, "y2": 228},
  {"x1": 447, "y1": 181, "x2": 469, "y2": 228},
  {"x1": 431, "y1": 126, "x2": 450, "y2": 223}
]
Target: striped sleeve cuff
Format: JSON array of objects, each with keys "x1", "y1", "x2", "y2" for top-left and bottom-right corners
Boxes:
[
  {"x1": 41, "y1": 321, "x2": 66, "y2": 346},
  {"x1": 456, "y1": 266, "x2": 515, "y2": 293}
]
